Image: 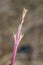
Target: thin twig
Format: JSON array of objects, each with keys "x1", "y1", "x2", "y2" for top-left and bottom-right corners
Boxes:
[{"x1": 11, "y1": 8, "x2": 28, "y2": 65}]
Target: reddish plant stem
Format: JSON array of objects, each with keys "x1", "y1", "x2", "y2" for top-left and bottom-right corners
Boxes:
[
  {"x1": 10, "y1": 8, "x2": 28, "y2": 65},
  {"x1": 11, "y1": 43, "x2": 18, "y2": 65}
]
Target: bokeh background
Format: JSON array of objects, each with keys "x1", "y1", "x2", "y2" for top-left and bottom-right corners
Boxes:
[{"x1": 0, "y1": 0, "x2": 43, "y2": 65}]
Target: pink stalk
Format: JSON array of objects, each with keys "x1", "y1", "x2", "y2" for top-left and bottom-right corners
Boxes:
[{"x1": 10, "y1": 8, "x2": 28, "y2": 65}]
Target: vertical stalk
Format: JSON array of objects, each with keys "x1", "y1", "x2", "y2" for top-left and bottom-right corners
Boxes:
[{"x1": 11, "y1": 8, "x2": 28, "y2": 65}]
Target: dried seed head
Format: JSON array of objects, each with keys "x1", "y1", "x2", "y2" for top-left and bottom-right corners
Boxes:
[{"x1": 21, "y1": 8, "x2": 28, "y2": 24}]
